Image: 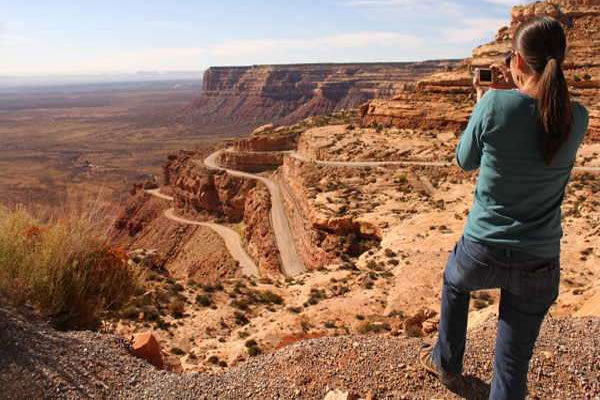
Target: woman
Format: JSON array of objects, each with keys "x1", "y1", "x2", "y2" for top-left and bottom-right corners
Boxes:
[{"x1": 419, "y1": 17, "x2": 589, "y2": 400}]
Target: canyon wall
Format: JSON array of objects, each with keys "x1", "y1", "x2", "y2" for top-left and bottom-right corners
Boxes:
[
  {"x1": 361, "y1": 0, "x2": 600, "y2": 141},
  {"x1": 279, "y1": 156, "x2": 382, "y2": 270},
  {"x1": 183, "y1": 61, "x2": 460, "y2": 131},
  {"x1": 111, "y1": 185, "x2": 241, "y2": 283},
  {"x1": 163, "y1": 151, "x2": 282, "y2": 275}
]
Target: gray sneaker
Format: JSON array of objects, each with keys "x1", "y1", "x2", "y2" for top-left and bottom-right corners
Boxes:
[{"x1": 418, "y1": 343, "x2": 462, "y2": 388}]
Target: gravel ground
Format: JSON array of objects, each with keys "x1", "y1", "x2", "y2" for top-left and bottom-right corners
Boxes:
[{"x1": 1, "y1": 305, "x2": 598, "y2": 400}]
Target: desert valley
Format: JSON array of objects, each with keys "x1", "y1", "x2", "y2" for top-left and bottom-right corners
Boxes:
[{"x1": 1, "y1": 0, "x2": 599, "y2": 399}]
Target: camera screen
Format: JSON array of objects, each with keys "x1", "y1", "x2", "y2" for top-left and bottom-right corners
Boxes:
[{"x1": 479, "y1": 69, "x2": 493, "y2": 82}]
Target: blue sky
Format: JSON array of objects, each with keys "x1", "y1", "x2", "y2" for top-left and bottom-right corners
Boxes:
[{"x1": 0, "y1": 0, "x2": 527, "y2": 75}]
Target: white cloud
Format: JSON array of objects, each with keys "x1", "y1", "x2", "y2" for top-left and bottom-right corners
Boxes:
[
  {"x1": 208, "y1": 32, "x2": 422, "y2": 58},
  {"x1": 483, "y1": 0, "x2": 528, "y2": 5},
  {"x1": 442, "y1": 17, "x2": 508, "y2": 44},
  {"x1": 0, "y1": 31, "x2": 424, "y2": 74},
  {"x1": 346, "y1": 0, "x2": 465, "y2": 18}
]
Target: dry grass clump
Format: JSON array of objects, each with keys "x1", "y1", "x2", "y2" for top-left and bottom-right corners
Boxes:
[{"x1": 0, "y1": 206, "x2": 139, "y2": 330}]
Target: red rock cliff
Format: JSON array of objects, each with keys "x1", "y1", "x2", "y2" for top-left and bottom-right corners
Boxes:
[
  {"x1": 362, "y1": 0, "x2": 600, "y2": 141},
  {"x1": 184, "y1": 61, "x2": 460, "y2": 131}
]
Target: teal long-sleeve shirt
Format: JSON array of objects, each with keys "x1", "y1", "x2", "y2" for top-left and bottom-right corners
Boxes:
[{"x1": 457, "y1": 89, "x2": 589, "y2": 258}]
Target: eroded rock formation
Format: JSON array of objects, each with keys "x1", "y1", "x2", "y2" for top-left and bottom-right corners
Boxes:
[
  {"x1": 280, "y1": 156, "x2": 381, "y2": 270},
  {"x1": 184, "y1": 61, "x2": 460, "y2": 130},
  {"x1": 218, "y1": 151, "x2": 285, "y2": 173},
  {"x1": 243, "y1": 184, "x2": 282, "y2": 276},
  {"x1": 164, "y1": 151, "x2": 255, "y2": 221},
  {"x1": 163, "y1": 151, "x2": 283, "y2": 275},
  {"x1": 362, "y1": 0, "x2": 600, "y2": 141},
  {"x1": 111, "y1": 186, "x2": 241, "y2": 283}
]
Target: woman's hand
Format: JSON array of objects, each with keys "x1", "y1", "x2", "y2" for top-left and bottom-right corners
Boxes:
[
  {"x1": 473, "y1": 70, "x2": 487, "y2": 102},
  {"x1": 490, "y1": 63, "x2": 516, "y2": 90}
]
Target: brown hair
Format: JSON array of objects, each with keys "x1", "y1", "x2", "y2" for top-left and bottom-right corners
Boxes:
[{"x1": 513, "y1": 17, "x2": 572, "y2": 165}]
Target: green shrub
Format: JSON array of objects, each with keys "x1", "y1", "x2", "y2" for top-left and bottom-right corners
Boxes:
[
  {"x1": 169, "y1": 299, "x2": 185, "y2": 318},
  {"x1": 120, "y1": 305, "x2": 141, "y2": 320},
  {"x1": 238, "y1": 330, "x2": 250, "y2": 339},
  {"x1": 169, "y1": 283, "x2": 184, "y2": 293},
  {"x1": 234, "y1": 311, "x2": 250, "y2": 326},
  {"x1": 142, "y1": 305, "x2": 159, "y2": 321},
  {"x1": 195, "y1": 294, "x2": 212, "y2": 307},
  {"x1": 247, "y1": 345, "x2": 261, "y2": 357},
  {"x1": 255, "y1": 290, "x2": 284, "y2": 305},
  {"x1": 171, "y1": 347, "x2": 186, "y2": 355},
  {"x1": 0, "y1": 207, "x2": 139, "y2": 330}
]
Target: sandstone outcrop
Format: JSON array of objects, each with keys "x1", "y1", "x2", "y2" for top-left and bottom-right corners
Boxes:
[
  {"x1": 280, "y1": 156, "x2": 382, "y2": 270},
  {"x1": 184, "y1": 61, "x2": 460, "y2": 130},
  {"x1": 218, "y1": 150, "x2": 285, "y2": 172},
  {"x1": 165, "y1": 151, "x2": 255, "y2": 221},
  {"x1": 230, "y1": 128, "x2": 299, "y2": 152},
  {"x1": 362, "y1": 0, "x2": 600, "y2": 141},
  {"x1": 111, "y1": 187, "x2": 241, "y2": 282},
  {"x1": 243, "y1": 184, "x2": 282, "y2": 276},
  {"x1": 162, "y1": 151, "x2": 282, "y2": 275}
]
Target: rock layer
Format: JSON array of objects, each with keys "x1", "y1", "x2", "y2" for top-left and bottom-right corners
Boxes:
[
  {"x1": 279, "y1": 156, "x2": 382, "y2": 270},
  {"x1": 164, "y1": 151, "x2": 255, "y2": 221},
  {"x1": 362, "y1": 0, "x2": 600, "y2": 141},
  {"x1": 243, "y1": 184, "x2": 282, "y2": 276},
  {"x1": 185, "y1": 61, "x2": 460, "y2": 129},
  {"x1": 163, "y1": 151, "x2": 282, "y2": 275}
]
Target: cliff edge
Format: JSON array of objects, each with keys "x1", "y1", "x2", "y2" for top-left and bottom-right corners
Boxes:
[
  {"x1": 183, "y1": 61, "x2": 459, "y2": 133},
  {"x1": 1, "y1": 302, "x2": 597, "y2": 399},
  {"x1": 361, "y1": 0, "x2": 600, "y2": 141}
]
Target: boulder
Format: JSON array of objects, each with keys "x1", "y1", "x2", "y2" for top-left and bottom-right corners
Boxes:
[{"x1": 131, "y1": 332, "x2": 164, "y2": 369}]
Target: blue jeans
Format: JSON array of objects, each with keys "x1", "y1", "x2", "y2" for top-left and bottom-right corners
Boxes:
[{"x1": 433, "y1": 236, "x2": 560, "y2": 400}]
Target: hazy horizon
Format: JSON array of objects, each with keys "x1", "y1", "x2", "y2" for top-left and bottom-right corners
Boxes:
[
  {"x1": 0, "y1": 71, "x2": 203, "y2": 89},
  {"x1": 2, "y1": 0, "x2": 528, "y2": 78}
]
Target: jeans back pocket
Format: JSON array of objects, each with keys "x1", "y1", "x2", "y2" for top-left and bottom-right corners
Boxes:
[{"x1": 519, "y1": 259, "x2": 560, "y2": 306}]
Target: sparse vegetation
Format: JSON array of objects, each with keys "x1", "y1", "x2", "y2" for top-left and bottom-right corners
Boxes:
[
  {"x1": 357, "y1": 321, "x2": 389, "y2": 334},
  {"x1": 195, "y1": 294, "x2": 212, "y2": 307},
  {"x1": 234, "y1": 311, "x2": 250, "y2": 326},
  {"x1": 247, "y1": 344, "x2": 261, "y2": 357},
  {"x1": 169, "y1": 299, "x2": 185, "y2": 318},
  {"x1": 0, "y1": 207, "x2": 139, "y2": 330}
]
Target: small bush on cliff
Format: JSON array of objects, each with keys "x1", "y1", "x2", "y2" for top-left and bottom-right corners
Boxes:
[{"x1": 0, "y1": 206, "x2": 139, "y2": 330}]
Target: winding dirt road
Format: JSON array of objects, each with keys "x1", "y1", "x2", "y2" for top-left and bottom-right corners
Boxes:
[
  {"x1": 289, "y1": 152, "x2": 453, "y2": 168},
  {"x1": 202, "y1": 151, "x2": 306, "y2": 277},
  {"x1": 290, "y1": 152, "x2": 600, "y2": 173},
  {"x1": 145, "y1": 189, "x2": 258, "y2": 276},
  {"x1": 148, "y1": 148, "x2": 598, "y2": 279}
]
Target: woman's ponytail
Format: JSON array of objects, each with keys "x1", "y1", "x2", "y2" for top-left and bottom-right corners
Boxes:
[
  {"x1": 514, "y1": 17, "x2": 573, "y2": 165},
  {"x1": 537, "y1": 57, "x2": 572, "y2": 164}
]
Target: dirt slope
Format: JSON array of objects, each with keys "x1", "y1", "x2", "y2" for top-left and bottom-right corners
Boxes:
[{"x1": 1, "y1": 303, "x2": 597, "y2": 400}]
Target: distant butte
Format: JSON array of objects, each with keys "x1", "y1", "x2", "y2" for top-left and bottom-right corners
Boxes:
[{"x1": 181, "y1": 60, "x2": 461, "y2": 134}]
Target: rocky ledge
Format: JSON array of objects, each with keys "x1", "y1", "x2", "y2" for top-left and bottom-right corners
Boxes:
[
  {"x1": 183, "y1": 61, "x2": 459, "y2": 130},
  {"x1": 361, "y1": 0, "x2": 600, "y2": 141},
  {"x1": 1, "y1": 303, "x2": 597, "y2": 399}
]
